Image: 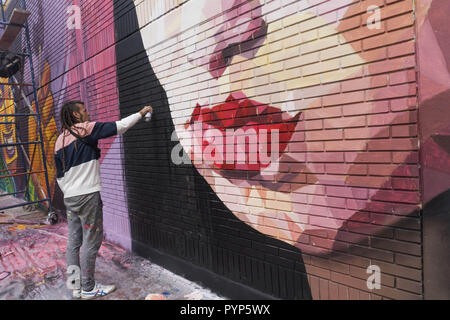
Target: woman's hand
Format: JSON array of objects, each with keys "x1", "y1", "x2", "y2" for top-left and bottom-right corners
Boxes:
[{"x1": 139, "y1": 106, "x2": 153, "y2": 117}]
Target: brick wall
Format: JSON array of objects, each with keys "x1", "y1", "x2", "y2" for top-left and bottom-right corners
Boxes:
[
  {"x1": 2, "y1": 0, "x2": 449, "y2": 299},
  {"x1": 114, "y1": 0, "x2": 423, "y2": 299}
]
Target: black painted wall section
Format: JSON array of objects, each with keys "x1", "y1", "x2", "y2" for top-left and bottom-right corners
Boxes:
[{"x1": 112, "y1": 0, "x2": 311, "y2": 300}]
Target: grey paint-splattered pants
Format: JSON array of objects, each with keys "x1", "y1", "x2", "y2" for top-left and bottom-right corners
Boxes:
[{"x1": 64, "y1": 191, "x2": 103, "y2": 291}]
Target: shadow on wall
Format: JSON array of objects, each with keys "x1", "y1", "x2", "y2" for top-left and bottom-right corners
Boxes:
[{"x1": 113, "y1": 0, "x2": 311, "y2": 300}]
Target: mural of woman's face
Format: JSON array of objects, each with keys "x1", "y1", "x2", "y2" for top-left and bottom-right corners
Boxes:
[{"x1": 134, "y1": 0, "x2": 422, "y2": 254}]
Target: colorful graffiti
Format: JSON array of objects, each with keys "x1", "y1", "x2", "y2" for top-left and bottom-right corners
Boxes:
[
  {"x1": 27, "y1": 61, "x2": 58, "y2": 203},
  {"x1": 0, "y1": 0, "x2": 19, "y2": 196},
  {"x1": 1, "y1": 0, "x2": 129, "y2": 250},
  {"x1": 0, "y1": 83, "x2": 18, "y2": 165},
  {"x1": 63, "y1": 0, "x2": 132, "y2": 248},
  {"x1": 0, "y1": 0, "x2": 63, "y2": 207}
]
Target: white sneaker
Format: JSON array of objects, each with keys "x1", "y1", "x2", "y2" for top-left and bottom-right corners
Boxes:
[
  {"x1": 80, "y1": 282, "x2": 116, "y2": 299},
  {"x1": 73, "y1": 289, "x2": 81, "y2": 299}
]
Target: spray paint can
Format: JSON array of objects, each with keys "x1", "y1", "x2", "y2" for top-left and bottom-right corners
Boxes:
[{"x1": 144, "y1": 112, "x2": 152, "y2": 122}]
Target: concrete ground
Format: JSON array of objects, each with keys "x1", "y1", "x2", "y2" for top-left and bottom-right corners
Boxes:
[{"x1": 0, "y1": 196, "x2": 226, "y2": 300}]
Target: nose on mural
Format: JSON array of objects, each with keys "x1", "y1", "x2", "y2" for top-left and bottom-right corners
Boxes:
[{"x1": 188, "y1": 0, "x2": 266, "y2": 79}]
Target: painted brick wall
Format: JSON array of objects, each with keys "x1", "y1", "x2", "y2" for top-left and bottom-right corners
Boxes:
[
  {"x1": 3, "y1": 0, "x2": 449, "y2": 299},
  {"x1": 114, "y1": 0, "x2": 423, "y2": 299}
]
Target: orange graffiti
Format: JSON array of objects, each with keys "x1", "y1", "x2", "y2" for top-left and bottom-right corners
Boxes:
[
  {"x1": 0, "y1": 80, "x2": 18, "y2": 167},
  {"x1": 28, "y1": 61, "x2": 58, "y2": 202}
]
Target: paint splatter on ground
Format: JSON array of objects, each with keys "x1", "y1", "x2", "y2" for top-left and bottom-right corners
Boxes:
[{"x1": 0, "y1": 210, "x2": 226, "y2": 300}]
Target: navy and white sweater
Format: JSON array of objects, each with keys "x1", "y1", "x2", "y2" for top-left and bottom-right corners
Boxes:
[{"x1": 54, "y1": 112, "x2": 142, "y2": 198}]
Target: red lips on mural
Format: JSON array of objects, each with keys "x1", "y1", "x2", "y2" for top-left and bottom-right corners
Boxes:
[{"x1": 185, "y1": 92, "x2": 302, "y2": 176}]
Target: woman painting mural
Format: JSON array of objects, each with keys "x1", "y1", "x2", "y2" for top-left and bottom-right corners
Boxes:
[{"x1": 116, "y1": 0, "x2": 449, "y2": 298}]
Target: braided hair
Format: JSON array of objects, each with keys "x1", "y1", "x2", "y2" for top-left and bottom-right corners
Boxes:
[
  {"x1": 59, "y1": 100, "x2": 88, "y2": 173},
  {"x1": 60, "y1": 100, "x2": 87, "y2": 136}
]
